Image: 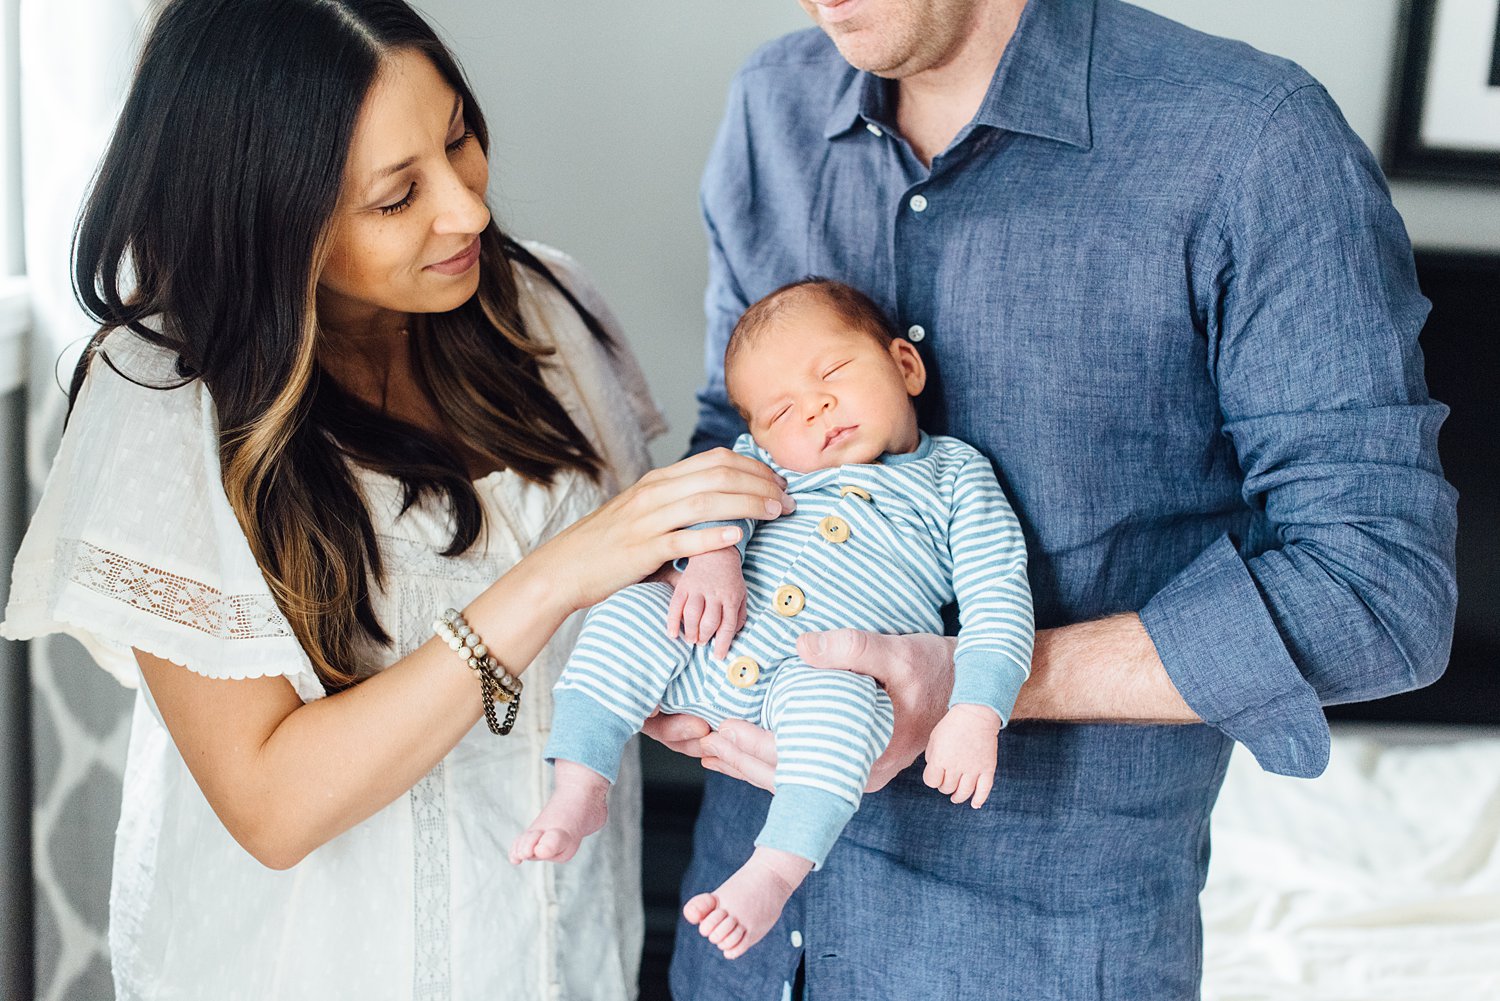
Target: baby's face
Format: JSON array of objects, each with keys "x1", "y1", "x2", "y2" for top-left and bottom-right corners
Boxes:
[{"x1": 727, "y1": 298, "x2": 925, "y2": 473}]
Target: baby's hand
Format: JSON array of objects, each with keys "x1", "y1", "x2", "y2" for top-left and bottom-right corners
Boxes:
[
  {"x1": 666, "y1": 548, "x2": 747, "y2": 660},
  {"x1": 922, "y1": 704, "x2": 1002, "y2": 808}
]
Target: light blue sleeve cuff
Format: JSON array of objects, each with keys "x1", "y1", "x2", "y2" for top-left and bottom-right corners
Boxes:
[
  {"x1": 671, "y1": 518, "x2": 753, "y2": 572},
  {"x1": 948, "y1": 652, "x2": 1029, "y2": 726},
  {"x1": 543, "y1": 688, "x2": 640, "y2": 784},
  {"x1": 754, "y1": 783, "x2": 858, "y2": 870},
  {"x1": 1140, "y1": 532, "x2": 1331, "y2": 778}
]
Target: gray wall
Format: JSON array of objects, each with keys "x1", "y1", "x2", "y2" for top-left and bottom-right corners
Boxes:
[{"x1": 415, "y1": 0, "x2": 1500, "y2": 464}]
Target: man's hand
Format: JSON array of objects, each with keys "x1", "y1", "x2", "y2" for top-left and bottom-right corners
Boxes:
[
  {"x1": 640, "y1": 709, "x2": 712, "y2": 757},
  {"x1": 699, "y1": 630, "x2": 957, "y2": 793}
]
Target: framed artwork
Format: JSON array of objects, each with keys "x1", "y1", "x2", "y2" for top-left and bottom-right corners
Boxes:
[{"x1": 1387, "y1": 0, "x2": 1500, "y2": 182}]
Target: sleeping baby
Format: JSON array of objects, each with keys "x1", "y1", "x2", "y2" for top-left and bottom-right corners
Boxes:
[{"x1": 510, "y1": 277, "x2": 1034, "y2": 959}]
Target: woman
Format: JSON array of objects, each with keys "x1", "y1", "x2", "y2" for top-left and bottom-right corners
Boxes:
[{"x1": 0, "y1": 1, "x2": 790, "y2": 998}]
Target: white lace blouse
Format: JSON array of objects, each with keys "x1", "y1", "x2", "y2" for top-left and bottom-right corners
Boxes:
[{"x1": 1, "y1": 244, "x2": 666, "y2": 1001}]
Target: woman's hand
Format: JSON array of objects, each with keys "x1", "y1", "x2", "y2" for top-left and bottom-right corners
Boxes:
[
  {"x1": 528, "y1": 448, "x2": 791, "y2": 613},
  {"x1": 699, "y1": 630, "x2": 958, "y2": 792}
]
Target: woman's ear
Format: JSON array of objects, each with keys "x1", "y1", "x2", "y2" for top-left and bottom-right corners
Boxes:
[{"x1": 889, "y1": 338, "x2": 927, "y2": 396}]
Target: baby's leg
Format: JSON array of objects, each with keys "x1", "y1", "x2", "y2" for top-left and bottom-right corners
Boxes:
[
  {"x1": 684, "y1": 663, "x2": 894, "y2": 958},
  {"x1": 512, "y1": 582, "x2": 687, "y2": 864}
]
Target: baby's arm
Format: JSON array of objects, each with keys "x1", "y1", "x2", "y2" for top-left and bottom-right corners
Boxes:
[
  {"x1": 668, "y1": 547, "x2": 748, "y2": 660},
  {"x1": 924, "y1": 449, "x2": 1036, "y2": 808}
]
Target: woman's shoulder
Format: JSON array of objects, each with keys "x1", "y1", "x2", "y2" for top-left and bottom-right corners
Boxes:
[
  {"x1": 81, "y1": 328, "x2": 207, "y2": 419},
  {"x1": 63, "y1": 329, "x2": 215, "y2": 481},
  {"x1": 506, "y1": 238, "x2": 668, "y2": 485},
  {"x1": 511, "y1": 240, "x2": 613, "y2": 329}
]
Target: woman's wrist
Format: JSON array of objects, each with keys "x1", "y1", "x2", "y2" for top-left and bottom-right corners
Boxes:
[{"x1": 460, "y1": 548, "x2": 578, "y2": 680}]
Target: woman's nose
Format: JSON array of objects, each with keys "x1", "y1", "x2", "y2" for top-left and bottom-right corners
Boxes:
[{"x1": 431, "y1": 167, "x2": 491, "y2": 236}]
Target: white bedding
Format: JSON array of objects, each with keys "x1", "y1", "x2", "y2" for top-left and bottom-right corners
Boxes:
[{"x1": 1202, "y1": 723, "x2": 1500, "y2": 1000}]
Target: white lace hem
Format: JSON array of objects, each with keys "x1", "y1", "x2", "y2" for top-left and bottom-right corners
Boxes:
[{"x1": 2, "y1": 539, "x2": 325, "y2": 703}]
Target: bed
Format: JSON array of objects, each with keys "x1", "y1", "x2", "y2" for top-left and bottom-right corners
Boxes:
[{"x1": 1201, "y1": 722, "x2": 1500, "y2": 1000}]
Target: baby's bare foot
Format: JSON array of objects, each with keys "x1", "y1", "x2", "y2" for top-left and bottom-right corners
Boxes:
[
  {"x1": 509, "y1": 761, "x2": 610, "y2": 865},
  {"x1": 683, "y1": 846, "x2": 814, "y2": 959}
]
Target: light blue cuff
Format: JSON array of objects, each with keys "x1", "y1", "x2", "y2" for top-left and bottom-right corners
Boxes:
[
  {"x1": 670, "y1": 518, "x2": 753, "y2": 572},
  {"x1": 755, "y1": 784, "x2": 857, "y2": 869},
  {"x1": 543, "y1": 689, "x2": 639, "y2": 784},
  {"x1": 948, "y1": 652, "x2": 1029, "y2": 726}
]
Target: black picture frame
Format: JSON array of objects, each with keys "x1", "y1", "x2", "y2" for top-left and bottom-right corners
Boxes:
[{"x1": 1387, "y1": 0, "x2": 1500, "y2": 183}]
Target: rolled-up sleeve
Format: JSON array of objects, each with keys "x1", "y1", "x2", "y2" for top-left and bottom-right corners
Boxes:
[{"x1": 1140, "y1": 84, "x2": 1459, "y2": 778}]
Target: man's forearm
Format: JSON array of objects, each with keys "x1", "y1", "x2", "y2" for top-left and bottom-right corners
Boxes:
[{"x1": 1011, "y1": 613, "x2": 1199, "y2": 724}]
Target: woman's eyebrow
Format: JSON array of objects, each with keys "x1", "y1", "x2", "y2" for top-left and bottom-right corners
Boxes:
[{"x1": 367, "y1": 94, "x2": 464, "y2": 187}]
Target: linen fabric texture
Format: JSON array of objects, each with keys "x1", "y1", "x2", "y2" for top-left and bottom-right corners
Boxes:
[
  {"x1": 2, "y1": 244, "x2": 664, "y2": 1001},
  {"x1": 673, "y1": 0, "x2": 1459, "y2": 997},
  {"x1": 547, "y1": 431, "x2": 1032, "y2": 866}
]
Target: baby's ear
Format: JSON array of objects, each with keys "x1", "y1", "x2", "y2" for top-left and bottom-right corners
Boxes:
[{"x1": 889, "y1": 339, "x2": 927, "y2": 396}]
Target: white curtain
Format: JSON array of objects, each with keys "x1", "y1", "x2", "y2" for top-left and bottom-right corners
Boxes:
[{"x1": 19, "y1": 1, "x2": 149, "y2": 998}]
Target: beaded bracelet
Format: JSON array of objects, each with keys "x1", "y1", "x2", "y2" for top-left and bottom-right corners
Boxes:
[{"x1": 432, "y1": 607, "x2": 523, "y2": 735}]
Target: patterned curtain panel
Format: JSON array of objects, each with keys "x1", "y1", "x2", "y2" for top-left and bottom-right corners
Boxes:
[{"x1": 18, "y1": 1, "x2": 150, "y2": 998}]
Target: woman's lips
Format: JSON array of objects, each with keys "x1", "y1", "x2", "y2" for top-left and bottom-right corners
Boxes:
[
  {"x1": 823, "y1": 425, "x2": 857, "y2": 449},
  {"x1": 427, "y1": 236, "x2": 481, "y2": 276}
]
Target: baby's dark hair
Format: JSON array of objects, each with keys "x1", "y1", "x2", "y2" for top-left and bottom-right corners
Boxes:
[{"x1": 725, "y1": 278, "x2": 897, "y2": 411}]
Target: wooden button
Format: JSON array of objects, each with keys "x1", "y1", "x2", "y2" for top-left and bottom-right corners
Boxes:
[
  {"x1": 839, "y1": 485, "x2": 873, "y2": 502},
  {"x1": 817, "y1": 515, "x2": 851, "y2": 544},
  {"x1": 727, "y1": 656, "x2": 761, "y2": 688},
  {"x1": 774, "y1": 584, "x2": 806, "y2": 617}
]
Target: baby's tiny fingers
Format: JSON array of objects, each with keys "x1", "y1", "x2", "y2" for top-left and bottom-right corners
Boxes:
[
  {"x1": 922, "y1": 761, "x2": 943, "y2": 790},
  {"x1": 682, "y1": 595, "x2": 705, "y2": 644},
  {"x1": 712, "y1": 618, "x2": 736, "y2": 661},
  {"x1": 666, "y1": 588, "x2": 687, "y2": 640},
  {"x1": 938, "y1": 769, "x2": 959, "y2": 796},
  {"x1": 698, "y1": 602, "x2": 723, "y2": 646},
  {"x1": 972, "y1": 772, "x2": 994, "y2": 810},
  {"x1": 952, "y1": 773, "x2": 977, "y2": 805}
]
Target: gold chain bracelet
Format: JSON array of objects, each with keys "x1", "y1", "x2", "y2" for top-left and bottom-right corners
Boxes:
[{"x1": 432, "y1": 608, "x2": 523, "y2": 735}]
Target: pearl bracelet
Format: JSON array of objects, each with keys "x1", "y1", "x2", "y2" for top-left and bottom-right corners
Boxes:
[{"x1": 433, "y1": 607, "x2": 522, "y2": 735}]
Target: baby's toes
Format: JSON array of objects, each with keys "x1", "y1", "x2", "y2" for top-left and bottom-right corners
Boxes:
[
  {"x1": 717, "y1": 924, "x2": 748, "y2": 956},
  {"x1": 509, "y1": 829, "x2": 542, "y2": 865},
  {"x1": 708, "y1": 913, "x2": 741, "y2": 947},
  {"x1": 683, "y1": 892, "x2": 717, "y2": 925}
]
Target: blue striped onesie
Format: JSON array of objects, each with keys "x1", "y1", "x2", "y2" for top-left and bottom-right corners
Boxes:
[{"x1": 546, "y1": 432, "x2": 1033, "y2": 866}]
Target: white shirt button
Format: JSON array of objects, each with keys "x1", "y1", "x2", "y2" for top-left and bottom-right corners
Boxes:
[
  {"x1": 909, "y1": 194, "x2": 929, "y2": 213},
  {"x1": 790, "y1": 929, "x2": 804, "y2": 948},
  {"x1": 907, "y1": 324, "x2": 926, "y2": 343},
  {"x1": 866, "y1": 122, "x2": 884, "y2": 137}
]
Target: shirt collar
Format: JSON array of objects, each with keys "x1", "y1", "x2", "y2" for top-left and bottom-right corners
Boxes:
[{"x1": 823, "y1": 0, "x2": 1095, "y2": 150}]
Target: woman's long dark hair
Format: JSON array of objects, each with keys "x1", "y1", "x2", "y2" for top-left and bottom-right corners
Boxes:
[{"x1": 71, "y1": 0, "x2": 609, "y2": 689}]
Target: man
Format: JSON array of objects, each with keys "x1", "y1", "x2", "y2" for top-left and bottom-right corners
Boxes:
[{"x1": 665, "y1": 0, "x2": 1458, "y2": 997}]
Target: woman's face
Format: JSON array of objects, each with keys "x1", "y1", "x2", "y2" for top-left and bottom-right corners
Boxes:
[{"x1": 317, "y1": 49, "x2": 491, "y2": 331}]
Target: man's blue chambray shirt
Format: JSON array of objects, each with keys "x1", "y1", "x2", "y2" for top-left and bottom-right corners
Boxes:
[{"x1": 672, "y1": 1, "x2": 1459, "y2": 998}]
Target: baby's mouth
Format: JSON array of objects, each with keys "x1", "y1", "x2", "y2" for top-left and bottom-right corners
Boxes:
[{"x1": 823, "y1": 425, "x2": 857, "y2": 449}]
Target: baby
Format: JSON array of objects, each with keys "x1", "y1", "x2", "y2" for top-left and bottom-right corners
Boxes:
[{"x1": 511, "y1": 278, "x2": 1034, "y2": 959}]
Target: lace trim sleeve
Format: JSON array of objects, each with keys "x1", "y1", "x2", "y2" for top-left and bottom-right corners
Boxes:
[{"x1": 0, "y1": 331, "x2": 325, "y2": 702}]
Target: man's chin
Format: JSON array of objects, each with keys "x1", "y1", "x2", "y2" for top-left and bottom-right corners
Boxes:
[{"x1": 824, "y1": 32, "x2": 917, "y2": 79}]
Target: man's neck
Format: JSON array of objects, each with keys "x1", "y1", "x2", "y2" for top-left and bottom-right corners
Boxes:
[{"x1": 896, "y1": 1, "x2": 1026, "y2": 166}]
